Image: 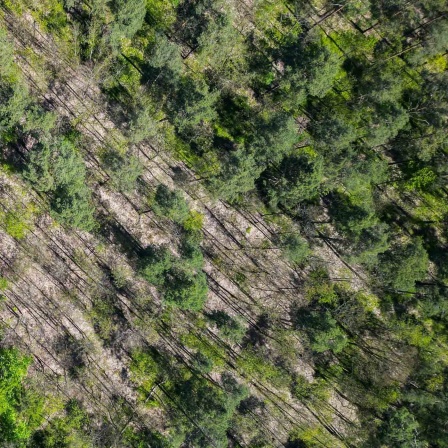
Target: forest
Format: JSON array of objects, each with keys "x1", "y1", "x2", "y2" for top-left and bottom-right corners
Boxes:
[{"x1": 0, "y1": 0, "x2": 447, "y2": 447}]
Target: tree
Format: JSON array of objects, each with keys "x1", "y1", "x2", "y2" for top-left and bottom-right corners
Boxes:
[
  {"x1": 24, "y1": 138, "x2": 95, "y2": 231},
  {"x1": 327, "y1": 192, "x2": 378, "y2": 236},
  {"x1": 163, "y1": 267, "x2": 208, "y2": 311},
  {"x1": 0, "y1": 28, "x2": 20, "y2": 81},
  {"x1": 311, "y1": 115, "x2": 357, "y2": 152},
  {"x1": 102, "y1": 149, "x2": 143, "y2": 192},
  {"x1": 348, "y1": 223, "x2": 390, "y2": 266},
  {"x1": 139, "y1": 244, "x2": 174, "y2": 286},
  {"x1": 277, "y1": 233, "x2": 310, "y2": 264},
  {"x1": 123, "y1": 427, "x2": 174, "y2": 448},
  {"x1": 376, "y1": 238, "x2": 429, "y2": 292},
  {"x1": 208, "y1": 148, "x2": 262, "y2": 202},
  {"x1": 261, "y1": 151, "x2": 323, "y2": 210},
  {"x1": 140, "y1": 239, "x2": 208, "y2": 311},
  {"x1": 206, "y1": 310, "x2": 245, "y2": 343},
  {"x1": 195, "y1": 5, "x2": 245, "y2": 72},
  {"x1": 169, "y1": 373, "x2": 247, "y2": 448},
  {"x1": 408, "y1": 20, "x2": 448, "y2": 66},
  {"x1": 183, "y1": 210, "x2": 204, "y2": 232},
  {"x1": 277, "y1": 35, "x2": 342, "y2": 109},
  {"x1": 109, "y1": 0, "x2": 147, "y2": 52},
  {"x1": 166, "y1": 77, "x2": 218, "y2": 133},
  {"x1": 303, "y1": 310, "x2": 349, "y2": 354},
  {"x1": 356, "y1": 63, "x2": 405, "y2": 104},
  {"x1": 0, "y1": 29, "x2": 57, "y2": 200},
  {"x1": 174, "y1": 0, "x2": 227, "y2": 49},
  {"x1": 248, "y1": 112, "x2": 298, "y2": 165},
  {"x1": 145, "y1": 32, "x2": 183, "y2": 75},
  {"x1": 151, "y1": 184, "x2": 190, "y2": 224},
  {"x1": 363, "y1": 102, "x2": 409, "y2": 147},
  {"x1": 376, "y1": 408, "x2": 424, "y2": 448},
  {"x1": 127, "y1": 97, "x2": 161, "y2": 144},
  {"x1": 0, "y1": 29, "x2": 31, "y2": 140}
]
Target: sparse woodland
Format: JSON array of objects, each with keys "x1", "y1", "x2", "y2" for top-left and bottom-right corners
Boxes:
[{"x1": 0, "y1": 0, "x2": 447, "y2": 447}]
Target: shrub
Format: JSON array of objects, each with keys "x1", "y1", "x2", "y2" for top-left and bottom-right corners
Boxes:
[{"x1": 183, "y1": 210, "x2": 204, "y2": 232}]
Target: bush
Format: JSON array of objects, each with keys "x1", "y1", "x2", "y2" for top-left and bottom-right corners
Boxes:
[
  {"x1": 183, "y1": 210, "x2": 204, "y2": 232},
  {"x1": 0, "y1": 346, "x2": 45, "y2": 445},
  {"x1": 2, "y1": 211, "x2": 29, "y2": 239},
  {"x1": 31, "y1": 399, "x2": 92, "y2": 448},
  {"x1": 130, "y1": 349, "x2": 162, "y2": 398},
  {"x1": 0, "y1": 277, "x2": 8, "y2": 290}
]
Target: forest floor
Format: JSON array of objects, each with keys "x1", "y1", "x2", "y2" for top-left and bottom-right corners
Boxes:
[{"x1": 0, "y1": 8, "x2": 365, "y2": 445}]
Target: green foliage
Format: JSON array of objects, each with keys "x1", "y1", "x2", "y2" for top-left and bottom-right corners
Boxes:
[
  {"x1": 328, "y1": 192, "x2": 378, "y2": 235},
  {"x1": 403, "y1": 166, "x2": 438, "y2": 192},
  {"x1": 277, "y1": 34, "x2": 342, "y2": 108},
  {"x1": 376, "y1": 408, "x2": 424, "y2": 448},
  {"x1": 140, "y1": 235, "x2": 208, "y2": 311},
  {"x1": 145, "y1": 0, "x2": 178, "y2": 29},
  {"x1": 0, "y1": 28, "x2": 55, "y2": 142},
  {"x1": 130, "y1": 349, "x2": 162, "y2": 398},
  {"x1": 237, "y1": 349, "x2": 290, "y2": 389},
  {"x1": 206, "y1": 310, "x2": 245, "y2": 343},
  {"x1": 166, "y1": 78, "x2": 218, "y2": 133},
  {"x1": 0, "y1": 347, "x2": 35, "y2": 445},
  {"x1": 0, "y1": 28, "x2": 20, "y2": 82},
  {"x1": 183, "y1": 210, "x2": 204, "y2": 232},
  {"x1": 248, "y1": 112, "x2": 298, "y2": 165},
  {"x1": 208, "y1": 149, "x2": 261, "y2": 202},
  {"x1": 140, "y1": 245, "x2": 174, "y2": 286},
  {"x1": 3, "y1": 2, "x2": 448, "y2": 447},
  {"x1": 278, "y1": 233, "x2": 310, "y2": 264},
  {"x1": 123, "y1": 427, "x2": 174, "y2": 448},
  {"x1": 305, "y1": 310, "x2": 349, "y2": 354},
  {"x1": 195, "y1": 7, "x2": 245, "y2": 71},
  {"x1": 101, "y1": 148, "x2": 143, "y2": 193},
  {"x1": 163, "y1": 267, "x2": 208, "y2": 311},
  {"x1": 151, "y1": 184, "x2": 190, "y2": 224},
  {"x1": 0, "y1": 277, "x2": 8, "y2": 290},
  {"x1": 89, "y1": 295, "x2": 123, "y2": 343},
  {"x1": 168, "y1": 373, "x2": 247, "y2": 448},
  {"x1": 364, "y1": 103, "x2": 409, "y2": 147},
  {"x1": 327, "y1": 190, "x2": 391, "y2": 264},
  {"x1": 311, "y1": 115, "x2": 358, "y2": 153},
  {"x1": 24, "y1": 138, "x2": 95, "y2": 231},
  {"x1": 0, "y1": 52, "x2": 30, "y2": 140},
  {"x1": 179, "y1": 237, "x2": 204, "y2": 270},
  {"x1": 30, "y1": 400, "x2": 92, "y2": 448},
  {"x1": 109, "y1": 0, "x2": 147, "y2": 52},
  {"x1": 288, "y1": 424, "x2": 339, "y2": 448},
  {"x1": 1, "y1": 210, "x2": 30, "y2": 240},
  {"x1": 262, "y1": 151, "x2": 324, "y2": 209},
  {"x1": 128, "y1": 97, "x2": 161, "y2": 144},
  {"x1": 291, "y1": 375, "x2": 330, "y2": 404},
  {"x1": 376, "y1": 238, "x2": 429, "y2": 292}
]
